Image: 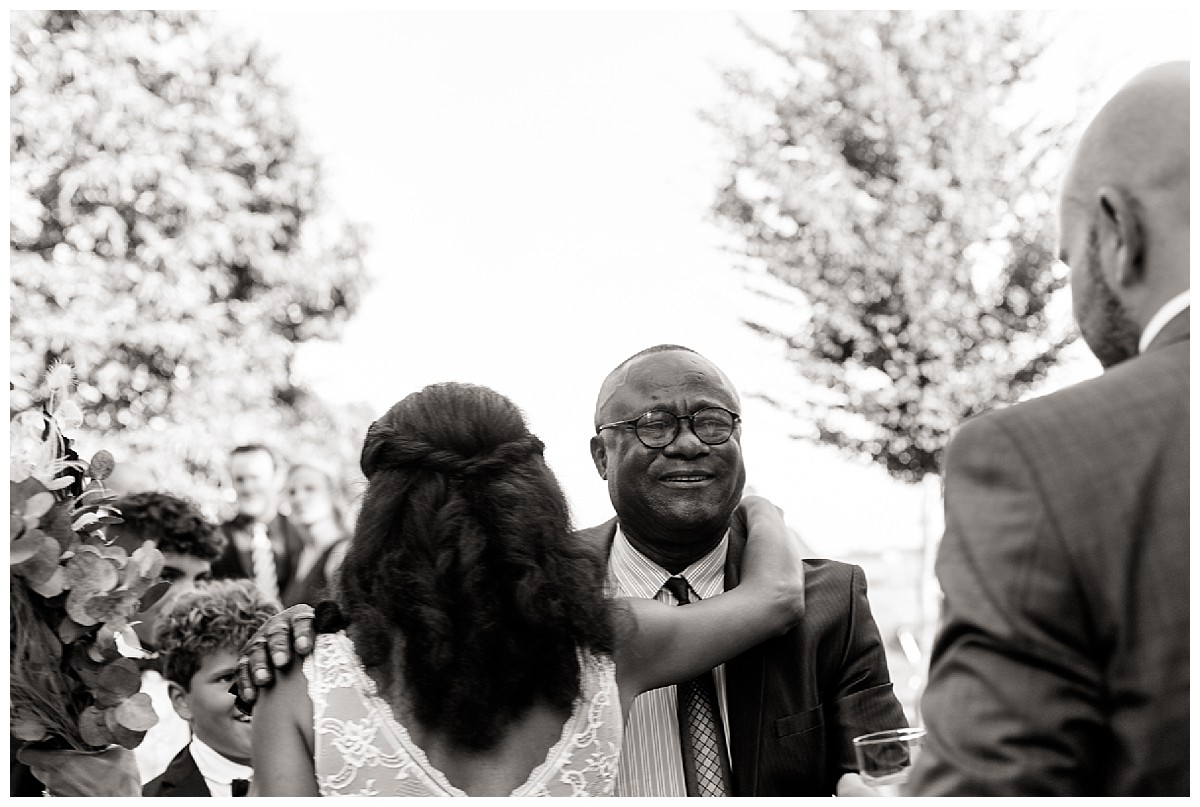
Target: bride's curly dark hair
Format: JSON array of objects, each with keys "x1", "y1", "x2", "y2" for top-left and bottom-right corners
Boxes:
[{"x1": 333, "y1": 382, "x2": 615, "y2": 751}]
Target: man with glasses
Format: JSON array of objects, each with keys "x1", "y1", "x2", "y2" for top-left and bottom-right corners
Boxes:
[{"x1": 581, "y1": 344, "x2": 906, "y2": 796}]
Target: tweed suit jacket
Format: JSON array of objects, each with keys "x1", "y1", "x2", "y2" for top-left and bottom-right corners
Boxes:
[
  {"x1": 143, "y1": 747, "x2": 210, "y2": 797},
  {"x1": 577, "y1": 518, "x2": 907, "y2": 795},
  {"x1": 909, "y1": 312, "x2": 1190, "y2": 796}
]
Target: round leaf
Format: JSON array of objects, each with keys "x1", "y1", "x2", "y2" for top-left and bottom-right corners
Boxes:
[
  {"x1": 79, "y1": 705, "x2": 114, "y2": 749},
  {"x1": 11, "y1": 715, "x2": 49, "y2": 743},
  {"x1": 88, "y1": 450, "x2": 116, "y2": 481},
  {"x1": 113, "y1": 691, "x2": 159, "y2": 732},
  {"x1": 71, "y1": 588, "x2": 139, "y2": 627},
  {"x1": 10, "y1": 531, "x2": 51, "y2": 566},
  {"x1": 97, "y1": 657, "x2": 142, "y2": 700},
  {"x1": 58, "y1": 615, "x2": 93, "y2": 644},
  {"x1": 23, "y1": 491, "x2": 55, "y2": 522},
  {"x1": 11, "y1": 532, "x2": 61, "y2": 583},
  {"x1": 28, "y1": 566, "x2": 66, "y2": 598},
  {"x1": 64, "y1": 547, "x2": 121, "y2": 592}
]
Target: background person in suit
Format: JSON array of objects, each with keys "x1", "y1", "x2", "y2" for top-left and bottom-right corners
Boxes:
[
  {"x1": 907, "y1": 60, "x2": 1190, "y2": 796},
  {"x1": 211, "y1": 443, "x2": 304, "y2": 604},
  {"x1": 145, "y1": 580, "x2": 279, "y2": 797},
  {"x1": 583, "y1": 344, "x2": 906, "y2": 796}
]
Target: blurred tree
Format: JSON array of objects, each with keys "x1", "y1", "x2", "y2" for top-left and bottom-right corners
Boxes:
[
  {"x1": 710, "y1": 10, "x2": 1086, "y2": 484},
  {"x1": 10, "y1": 10, "x2": 373, "y2": 515}
]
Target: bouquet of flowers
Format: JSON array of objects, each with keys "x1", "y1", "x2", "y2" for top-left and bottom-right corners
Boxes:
[{"x1": 10, "y1": 363, "x2": 167, "y2": 751}]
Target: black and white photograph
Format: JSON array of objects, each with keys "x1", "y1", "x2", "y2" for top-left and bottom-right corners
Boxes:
[{"x1": 9, "y1": 7, "x2": 1191, "y2": 797}]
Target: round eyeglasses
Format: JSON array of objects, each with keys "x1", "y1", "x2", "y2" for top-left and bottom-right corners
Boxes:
[{"x1": 595, "y1": 406, "x2": 740, "y2": 449}]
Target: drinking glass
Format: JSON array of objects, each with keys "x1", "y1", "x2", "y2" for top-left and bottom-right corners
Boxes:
[{"x1": 852, "y1": 727, "x2": 925, "y2": 796}]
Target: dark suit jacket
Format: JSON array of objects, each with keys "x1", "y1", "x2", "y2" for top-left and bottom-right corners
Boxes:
[
  {"x1": 577, "y1": 518, "x2": 907, "y2": 796},
  {"x1": 211, "y1": 513, "x2": 305, "y2": 596},
  {"x1": 143, "y1": 747, "x2": 210, "y2": 797},
  {"x1": 909, "y1": 313, "x2": 1189, "y2": 796}
]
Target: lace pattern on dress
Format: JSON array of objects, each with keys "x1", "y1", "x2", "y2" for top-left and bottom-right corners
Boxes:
[{"x1": 304, "y1": 631, "x2": 621, "y2": 796}]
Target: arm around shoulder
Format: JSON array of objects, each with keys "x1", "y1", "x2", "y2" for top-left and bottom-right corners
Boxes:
[
  {"x1": 250, "y1": 652, "x2": 319, "y2": 796},
  {"x1": 614, "y1": 496, "x2": 804, "y2": 708}
]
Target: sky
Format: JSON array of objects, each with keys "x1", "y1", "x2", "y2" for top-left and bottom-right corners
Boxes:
[{"x1": 216, "y1": 8, "x2": 1191, "y2": 555}]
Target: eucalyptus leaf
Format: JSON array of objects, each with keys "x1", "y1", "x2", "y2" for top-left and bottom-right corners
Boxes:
[
  {"x1": 136, "y1": 579, "x2": 171, "y2": 613},
  {"x1": 88, "y1": 450, "x2": 116, "y2": 481},
  {"x1": 79, "y1": 705, "x2": 114, "y2": 749},
  {"x1": 63, "y1": 547, "x2": 121, "y2": 592},
  {"x1": 58, "y1": 615, "x2": 93, "y2": 644},
  {"x1": 10, "y1": 531, "x2": 50, "y2": 565},
  {"x1": 11, "y1": 715, "x2": 50, "y2": 743},
  {"x1": 28, "y1": 565, "x2": 66, "y2": 598},
  {"x1": 114, "y1": 691, "x2": 159, "y2": 732}
]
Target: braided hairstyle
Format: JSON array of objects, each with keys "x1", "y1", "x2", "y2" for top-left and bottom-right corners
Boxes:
[{"x1": 334, "y1": 382, "x2": 615, "y2": 750}]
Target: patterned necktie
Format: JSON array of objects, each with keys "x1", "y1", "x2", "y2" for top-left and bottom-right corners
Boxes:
[
  {"x1": 662, "y1": 575, "x2": 733, "y2": 797},
  {"x1": 250, "y1": 521, "x2": 281, "y2": 604}
]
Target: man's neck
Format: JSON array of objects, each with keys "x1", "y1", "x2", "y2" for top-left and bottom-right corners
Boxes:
[{"x1": 620, "y1": 525, "x2": 726, "y2": 575}]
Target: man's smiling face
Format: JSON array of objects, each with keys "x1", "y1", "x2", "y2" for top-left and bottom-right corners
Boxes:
[{"x1": 591, "y1": 349, "x2": 746, "y2": 555}]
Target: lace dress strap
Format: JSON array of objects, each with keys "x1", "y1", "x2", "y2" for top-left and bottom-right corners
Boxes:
[{"x1": 303, "y1": 632, "x2": 622, "y2": 796}]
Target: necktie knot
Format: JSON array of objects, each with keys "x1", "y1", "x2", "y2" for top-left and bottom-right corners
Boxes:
[
  {"x1": 231, "y1": 778, "x2": 250, "y2": 797},
  {"x1": 663, "y1": 575, "x2": 692, "y2": 605}
]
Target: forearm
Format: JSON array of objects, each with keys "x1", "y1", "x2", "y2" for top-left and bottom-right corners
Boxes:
[
  {"x1": 618, "y1": 585, "x2": 799, "y2": 695},
  {"x1": 251, "y1": 664, "x2": 319, "y2": 796}
]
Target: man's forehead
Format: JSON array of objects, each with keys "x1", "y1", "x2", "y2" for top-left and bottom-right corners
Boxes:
[{"x1": 595, "y1": 351, "x2": 738, "y2": 422}]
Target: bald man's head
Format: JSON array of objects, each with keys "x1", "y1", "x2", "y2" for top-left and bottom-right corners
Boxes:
[
  {"x1": 1063, "y1": 60, "x2": 1189, "y2": 212},
  {"x1": 1059, "y1": 61, "x2": 1190, "y2": 366}
]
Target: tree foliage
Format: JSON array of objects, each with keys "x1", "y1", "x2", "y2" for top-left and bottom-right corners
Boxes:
[
  {"x1": 710, "y1": 10, "x2": 1085, "y2": 483},
  {"x1": 10, "y1": 10, "x2": 373, "y2": 511}
]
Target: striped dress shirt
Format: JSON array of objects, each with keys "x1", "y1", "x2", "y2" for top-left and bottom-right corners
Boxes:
[{"x1": 608, "y1": 526, "x2": 731, "y2": 797}]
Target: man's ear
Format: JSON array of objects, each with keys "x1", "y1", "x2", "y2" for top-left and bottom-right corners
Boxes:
[
  {"x1": 1096, "y1": 185, "x2": 1146, "y2": 287},
  {"x1": 167, "y1": 680, "x2": 193, "y2": 722},
  {"x1": 589, "y1": 435, "x2": 609, "y2": 480}
]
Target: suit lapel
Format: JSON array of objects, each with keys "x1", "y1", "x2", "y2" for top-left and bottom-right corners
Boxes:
[{"x1": 157, "y1": 747, "x2": 211, "y2": 797}]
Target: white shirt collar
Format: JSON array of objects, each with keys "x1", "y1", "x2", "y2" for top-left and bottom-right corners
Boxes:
[
  {"x1": 608, "y1": 525, "x2": 728, "y2": 600},
  {"x1": 1138, "y1": 289, "x2": 1190, "y2": 354},
  {"x1": 190, "y1": 735, "x2": 253, "y2": 797}
]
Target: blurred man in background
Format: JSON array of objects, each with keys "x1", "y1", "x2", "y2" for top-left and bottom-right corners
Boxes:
[
  {"x1": 211, "y1": 443, "x2": 303, "y2": 605},
  {"x1": 909, "y1": 60, "x2": 1189, "y2": 795}
]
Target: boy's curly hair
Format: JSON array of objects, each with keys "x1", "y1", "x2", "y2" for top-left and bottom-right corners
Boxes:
[
  {"x1": 156, "y1": 580, "x2": 279, "y2": 689},
  {"x1": 336, "y1": 382, "x2": 616, "y2": 752},
  {"x1": 110, "y1": 491, "x2": 225, "y2": 560}
]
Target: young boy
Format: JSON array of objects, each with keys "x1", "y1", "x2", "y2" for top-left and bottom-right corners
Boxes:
[{"x1": 144, "y1": 580, "x2": 279, "y2": 797}]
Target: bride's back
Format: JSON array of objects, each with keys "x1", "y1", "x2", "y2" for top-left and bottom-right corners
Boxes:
[
  {"x1": 316, "y1": 383, "x2": 620, "y2": 796},
  {"x1": 308, "y1": 630, "x2": 621, "y2": 796}
]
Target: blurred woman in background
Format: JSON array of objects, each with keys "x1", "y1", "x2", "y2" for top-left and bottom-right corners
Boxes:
[{"x1": 280, "y1": 462, "x2": 352, "y2": 607}]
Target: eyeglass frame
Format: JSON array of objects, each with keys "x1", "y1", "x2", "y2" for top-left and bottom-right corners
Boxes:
[{"x1": 595, "y1": 406, "x2": 741, "y2": 449}]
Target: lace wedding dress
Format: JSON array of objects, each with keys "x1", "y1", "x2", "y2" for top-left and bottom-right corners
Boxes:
[{"x1": 304, "y1": 631, "x2": 622, "y2": 796}]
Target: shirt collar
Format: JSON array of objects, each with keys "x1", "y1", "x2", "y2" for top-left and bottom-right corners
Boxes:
[
  {"x1": 609, "y1": 525, "x2": 728, "y2": 600},
  {"x1": 1139, "y1": 289, "x2": 1190, "y2": 354},
  {"x1": 189, "y1": 735, "x2": 253, "y2": 786}
]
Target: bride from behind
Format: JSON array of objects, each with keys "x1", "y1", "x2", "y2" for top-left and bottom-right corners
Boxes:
[{"x1": 252, "y1": 382, "x2": 803, "y2": 796}]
